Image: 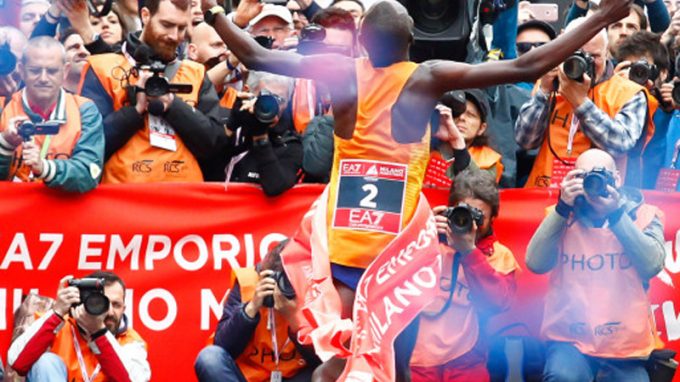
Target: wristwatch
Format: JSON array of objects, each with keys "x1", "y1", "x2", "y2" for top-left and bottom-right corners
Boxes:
[{"x1": 204, "y1": 5, "x2": 225, "y2": 27}]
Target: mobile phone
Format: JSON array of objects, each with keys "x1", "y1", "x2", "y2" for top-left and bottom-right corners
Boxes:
[{"x1": 527, "y1": 3, "x2": 559, "y2": 23}]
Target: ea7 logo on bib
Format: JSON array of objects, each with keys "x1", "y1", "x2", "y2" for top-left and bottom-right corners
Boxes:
[{"x1": 333, "y1": 160, "x2": 407, "y2": 234}]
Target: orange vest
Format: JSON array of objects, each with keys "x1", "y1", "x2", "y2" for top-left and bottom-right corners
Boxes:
[
  {"x1": 232, "y1": 268, "x2": 307, "y2": 382},
  {"x1": 292, "y1": 78, "x2": 316, "y2": 134},
  {"x1": 411, "y1": 242, "x2": 518, "y2": 367},
  {"x1": 219, "y1": 86, "x2": 238, "y2": 109},
  {"x1": 327, "y1": 58, "x2": 430, "y2": 269},
  {"x1": 82, "y1": 53, "x2": 205, "y2": 183},
  {"x1": 541, "y1": 204, "x2": 661, "y2": 358},
  {"x1": 49, "y1": 318, "x2": 147, "y2": 382},
  {"x1": 0, "y1": 90, "x2": 86, "y2": 182},
  {"x1": 526, "y1": 75, "x2": 656, "y2": 188},
  {"x1": 469, "y1": 145, "x2": 503, "y2": 183}
]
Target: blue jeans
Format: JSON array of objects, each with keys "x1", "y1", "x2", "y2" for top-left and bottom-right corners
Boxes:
[
  {"x1": 195, "y1": 346, "x2": 247, "y2": 382},
  {"x1": 27, "y1": 352, "x2": 67, "y2": 382},
  {"x1": 543, "y1": 342, "x2": 649, "y2": 382}
]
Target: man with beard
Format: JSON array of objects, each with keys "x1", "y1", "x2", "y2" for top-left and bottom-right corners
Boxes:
[
  {"x1": 60, "y1": 29, "x2": 91, "y2": 94},
  {"x1": 79, "y1": 0, "x2": 224, "y2": 183},
  {"x1": 8, "y1": 271, "x2": 151, "y2": 382}
]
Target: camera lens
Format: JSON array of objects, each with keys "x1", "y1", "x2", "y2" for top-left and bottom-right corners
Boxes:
[
  {"x1": 629, "y1": 63, "x2": 650, "y2": 86},
  {"x1": 583, "y1": 172, "x2": 606, "y2": 197},
  {"x1": 276, "y1": 272, "x2": 295, "y2": 300},
  {"x1": 449, "y1": 206, "x2": 474, "y2": 234},
  {"x1": 564, "y1": 56, "x2": 586, "y2": 81},
  {"x1": 83, "y1": 293, "x2": 110, "y2": 316},
  {"x1": 145, "y1": 76, "x2": 169, "y2": 97},
  {"x1": 254, "y1": 94, "x2": 280, "y2": 125}
]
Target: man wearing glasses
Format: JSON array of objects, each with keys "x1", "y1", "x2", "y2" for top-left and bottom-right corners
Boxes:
[
  {"x1": 515, "y1": 20, "x2": 557, "y2": 91},
  {"x1": 0, "y1": 36, "x2": 104, "y2": 192}
]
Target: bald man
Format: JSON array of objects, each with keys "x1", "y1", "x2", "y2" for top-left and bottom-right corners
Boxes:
[
  {"x1": 200, "y1": 0, "x2": 634, "y2": 380},
  {"x1": 526, "y1": 148, "x2": 665, "y2": 381},
  {"x1": 0, "y1": 36, "x2": 104, "y2": 192},
  {"x1": 516, "y1": 18, "x2": 654, "y2": 189}
]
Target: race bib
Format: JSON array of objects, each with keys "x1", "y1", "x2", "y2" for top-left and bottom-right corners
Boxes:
[
  {"x1": 656, "y1": 168, "x2": 680, "y2": 192},
  {"x1": 149, "y1": 115, "x2": 177, "y2": 152},
  {"x1": 332, "y1": 160, "x2": 407, "y2": 234},
  {"x1": 550, "y1": 157, "x2": 577, "y2": 188}
]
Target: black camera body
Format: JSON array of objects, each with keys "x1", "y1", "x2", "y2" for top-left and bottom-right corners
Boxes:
[
  {"x1": 582, "y1": 167, "x2": 616, "y2": 198},
  {"x1": 143, "y1": 61, "x2": 193, "y2": 97},
  {"x1": 68, "y1": 278, "x2": 110, "y2": 316},
  {"x1": 442, "y1": 202, "x2": 485, "y2": 235},
  {"x1": 0, "y1": 43, "x2": 17, "y2": 76},
  {"x1": 564, "y1": 50, "x2": 596, "y2": 83},
  {"x1": 629, "y1": 60, "x2": 659, "y2": 86},
  {"x1": 17, "y1": 121, "x2": 60, "y2": 142},
  {"x1": 263, "y1": 270, "x2": 296, "y2": 308},
  {"x1": 230, "y1": 90, "x2": 281, "y2": 133}
]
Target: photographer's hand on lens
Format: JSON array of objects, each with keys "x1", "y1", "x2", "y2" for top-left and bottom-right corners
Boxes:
[
  {"x1": 661, "y1": 81, "x2": 679, "y2": 110},
  {"x1": 614, "y1": 61, "x2": 631, "y2": 78},
  {"x1": 560, "y1": 169, "x2": 586, "y2": 207},
  {"x1": 539, "y1": 68, "x2": 559, "y2": 94},
  {"x1": 585, "y1": 184, "x2": 621, "y2": 217},
  {"x1": 54, "y1": 275, "x2": 79, "y2": 318},
  {"x1": 558, "y1": 67, "x2": 591, "y2": 108},
  {"x1": 72, "y1": 304, "x2": 106, "y2": 337},
  {"x1": 434, "y1": 105, "x2": 466, "y2": 150},
  {"x1": 22, "y1": 141, "x2": 44, "y2": 175},
  {"x1": 2, "y1": 117, "x2": 27, "y2": 147},
  {"x1": 244, "y1": 270, "x2": 276, "y2": 318},
  {"x1": 240, "y1": 96, "x2": 274, "y2": 137}
]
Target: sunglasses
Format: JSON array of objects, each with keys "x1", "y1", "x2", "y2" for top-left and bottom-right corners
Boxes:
[{"x1": 517, "y1": 41, "x2": 547, "y2": 55}]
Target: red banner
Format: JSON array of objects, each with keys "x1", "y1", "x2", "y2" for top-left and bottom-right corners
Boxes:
[{"x1": 1, "y1": 183, "x2": 680, "y2": 381}]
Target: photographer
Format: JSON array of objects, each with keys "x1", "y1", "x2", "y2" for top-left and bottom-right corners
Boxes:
[
  {"x1": 220, "y1": 71, "x2": 302, "y2": 196},
  {"x1": 79, "y1": 0, "x2": 224, "y2": 183},
  {"x1": 614, "y1": 31, "x2": 673, "y2": 189},
  {"x1": 526, "y1": 148, "x2": 665, "y2": 381},
  {"x1": 515, "y1": 18, "x2": 653, "y2": 189},
  {"x1": 7, "y1": 271, "x2": 151, "y2": 382},
  {"x1": 411, "y1": 169, "x2": 518, "y2": 381},
  {"x1": 194, "y1": 240, "x2": 319, "y2": 382},
  {"x1": 0, "y1": 36, "x2": 104, "y2": 193}
]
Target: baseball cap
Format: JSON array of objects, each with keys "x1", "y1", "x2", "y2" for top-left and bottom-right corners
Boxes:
[
  {"x1": 249, "y1": 4, "x2": 294, "y2": 28},
  {"x1": 21, "y1": 0, "x2": 50, "y2": 7},
  {"x1": 517, "y1": 19, "x2": 557, "y2": 41},
  {"x1": 463, "y1": 89, "x2": 490, "y2": 122}
]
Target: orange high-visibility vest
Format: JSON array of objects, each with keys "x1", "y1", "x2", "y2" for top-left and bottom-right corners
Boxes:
[
  {"x1": 541, "y1": 204, "x2": 662, "y2": 358},
  {"x1": 469, "y1": 144, "x2": 503, "y2": 183},
  {"x1": 82, "y1": 53, "x2": 205, "y2": 183}
]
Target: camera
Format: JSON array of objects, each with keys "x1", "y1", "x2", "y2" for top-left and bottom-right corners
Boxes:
[
  {"x1": 442, "y1": 202, "x2": 485, "y2": 235},
  {"x1": 629, "y1": 60, "x2": 659, "y2": 86},
  {"x1": 133, "y1": 45, "x2": 193, "y2": 98},
  {"x1": 254, "y1": 35, "x2": 274, "y2": 50},
  {"x1": 563, "y1": 50, "x2": 595, "y2": 83},
  {"x1": 229, "y1": 90, "x2": 282, "y2": 132},
  {"x1": 263, "y1": 270, "x2": 296, "y2": 308},
  {"x1": 0, "y1": 43, "x2": 16, "y2": 76},
  {"x1": 17, "y1": 121, "x2": 60, "y2": 142},
  {"x1": 67, "y1": 278, "x2": 110, "y2": 316},
  {"x1": 672, "y1": 55, "x2": 680, "y2": 105},
  {"x1": 582, "y1": 167, "x2": 616, "y2": 198}
]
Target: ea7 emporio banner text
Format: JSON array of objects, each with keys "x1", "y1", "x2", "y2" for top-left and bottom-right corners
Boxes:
[{"x1": 2, "y1": 183, "x2": 680, "y2": 381}]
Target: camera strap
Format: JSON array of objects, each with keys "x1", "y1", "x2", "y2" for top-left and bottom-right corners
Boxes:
[
  {"x1": 267, "y1": 308, "x2": 290, "y2": 371},
  {"x1": 421, "y1": 252, "x2": 462, "y2": 319},
  {"x1": 70, "y1": 324, "x2": 101, "y2": 382}
]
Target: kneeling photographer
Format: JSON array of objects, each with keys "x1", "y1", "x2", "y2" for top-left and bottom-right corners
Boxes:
[
  {"x1": 411, "y1": 169, "x2": 519, "y2": 381},
  {"x1": 526, "y1": 148, "x2": 667, "y2": 381},
  {"x1": 8, "y1": 271, "x2": 151, "y2": 382},
  {"x1": 195, "y1": 240, "x2": 319, "y2": 382},
  {"x1": 220, "y1": 71, "x2": 302, "y2": 196}
]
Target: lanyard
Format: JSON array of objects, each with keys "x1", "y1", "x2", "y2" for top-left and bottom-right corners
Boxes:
[
  {"x1": 267, "y1": 308, "x2": 291, "y2": 369},
  {"x1": 567, "y1": 114, "x2": 579, "y2": 156},
  {"x1": 70, "y1": 325, "x2": 101, "y2": 382}
]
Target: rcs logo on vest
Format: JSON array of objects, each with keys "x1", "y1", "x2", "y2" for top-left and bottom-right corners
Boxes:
[
  {"x1": 132, "y1": 160, "x2": 154, "y2": 173},
  {"x1": 164, "y1": 160, "x2": 185, "y2": 174}
]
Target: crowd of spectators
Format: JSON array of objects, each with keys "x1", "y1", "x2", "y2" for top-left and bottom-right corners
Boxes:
[{"x1": 0, "y1": 0, "x2": 678, "y2": 380}]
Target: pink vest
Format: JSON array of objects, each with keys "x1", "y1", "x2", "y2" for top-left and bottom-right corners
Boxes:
[{"x1": 541, "y1": 205, "x2": 660, "y2": 358}]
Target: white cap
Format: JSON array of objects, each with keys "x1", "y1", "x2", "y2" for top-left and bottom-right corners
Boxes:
[
  {"x1": 21, "y1": 0, "x2": 50, "y2": 7},
  {"x1": 248, "y1": 4, "x2": 293, "y2": 29}
]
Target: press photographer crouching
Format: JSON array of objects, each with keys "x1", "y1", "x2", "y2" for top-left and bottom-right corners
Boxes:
[
  {"x1": 220, "y1": 71, "x2": 302, "y2": 196},
  {"x1": 195, "y1": 240, "x2": 319, "y2": 382},
  {"x1": 7, "y1": 271, "x2": 151, "y2": 382},
  {"x1": 526, "y1": 148, "x2": 667, "y2": 381},
  {"x1": 411, "y1": 169, "x2": 519, "y2": 381}
]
